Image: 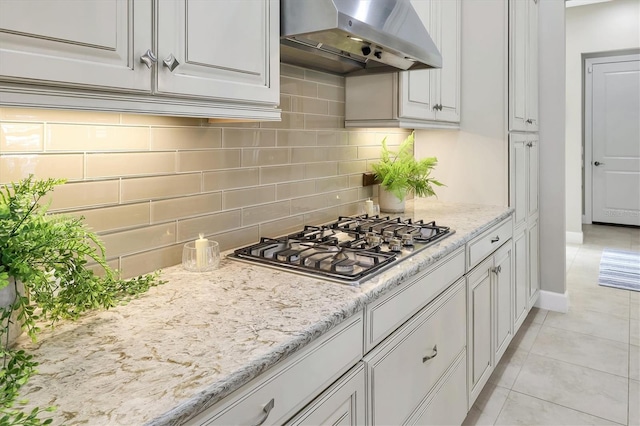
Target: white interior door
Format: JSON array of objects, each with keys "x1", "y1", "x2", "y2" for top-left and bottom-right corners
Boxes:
[{"x1": 591, "y1": 59, "x2": 640, "y2": 226}]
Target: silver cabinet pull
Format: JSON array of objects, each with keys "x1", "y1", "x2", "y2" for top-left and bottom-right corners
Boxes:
[
  {"x1": 163, "y1": 54, "x2": 180, "y2": 72},
  {"x1": 526, "y1": 142, "x2": 533, "y2": 147},
  {"x1": 526, "y1": 118, "x2": 533, "y2": 124},
  {"x1": 491, "y1": 236, "x2": 500, "y2": 243},
  {"x1": 492, "y1": 265, "x2": 502, "y2": 274},
  {"x1": 422, "y1": 345, "x2": 438, "y2": 362},
  {"x1": 140, "y1": 49, "x2": 157, "y2": 69},
  {"x1": 594, "y1": 161, "x2": 605, "y2": 166},
  {"x1": 253, "y1": 398, "x2": 275, "y2": 426}
]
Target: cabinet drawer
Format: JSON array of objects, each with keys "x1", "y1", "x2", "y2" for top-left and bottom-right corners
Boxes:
[
  {"x1": 467, "y1": 218, "x2": 512, "y2": 270},
  {"x1": 407, "y1": 351, "x2": 467, "y2": 426},
  {"x1": 364, "y1": 247, "x2": 465, "y2": 352},
  {"x1": 186, "y1": 314, "x2": 363, "y2": 426},
  {"x1": 365, "y1": 280, "x2": 466, "y2": 426},
  {"x1": 286, "y1": 363, "x2": 366, "y2": 426}
]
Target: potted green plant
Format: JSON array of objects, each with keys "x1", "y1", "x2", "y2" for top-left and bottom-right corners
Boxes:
[
  {"x1": 0, "y1": 175, "x2": 162, "y2": 425},
  {"x1": 371, "y1": 132, "x2": 444, "y2": 213}
]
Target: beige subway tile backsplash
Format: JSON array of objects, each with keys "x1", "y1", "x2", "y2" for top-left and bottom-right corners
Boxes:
[
  {"x1": 120, "y1": 244, "x2": 183, "y2": 279},
  {"x1": 223, "y1": 185, "x2": 276, "y2": 210},
  {"x1": 316, "y1": 176, "x2": 350, "y2": 193},
  {"x1": 177, "y1": 210, "x2": 242, "y2": 242},
  {"x1": 261, "y1": 164, "x2": 305, "y2": 185},
  {"x1": 276, "y1": 130, "x2": 316, "y2": 147},
  {"x1": 150, "y1": 127, "x2": 222, "y2": 150},
  {"x1": 46, "y1": 124, "x2": 150, "y2": 152},
  {"x1": 259, "y1": 215, "x2": 305, "y2": 237},
  {"x1": 0, "y1": 153, "x2": 84, "y2": 183},
  {"x1": 0, "y1": 123, "x2": 43, "y2": 152},
  {"x1": 203, "y1": 168, "x2": 260, "y2": 191},
  {"x1": 101, "y1": 222, "x2": 177, "y2": 258},
  {"x1": 121, "y1": 173, "x2": 202, "y2": 202},
  {"x1": 74, "y1": 203, "x2": 150, "y2": 233},
  {"x1": 151, "y1": 192, "x2": 222, "y2": 223},
  {"x1": 0, "y1": 64, "x2": 406, "y2": 277},
  {"x1": 276, "y1": 181, "x2": 316, "y2": 200},
  {"x1": 243, "y1": 200, "x2": 290, "y2": 226},
  {"x1": 178, "y1": 149, "x2": 241, "y2": 172},
  {"x1": 49, "y1": 180, "x2": 120, "y2": 211},
  {"x1": 305, "y1": 162, "x2": 338, "y2": 179},
  {"x1": 222, "y1": 129, "x2": 276, "y2": 148},
  {"x1": 86, "y1": 152, "x2": 175, "y2": 178},
  {"x1": 242, "y1": 148, "x2": 290, "y2": 167},
  {"x1": 281, "y1": 77, "x2": 318, "y2": 97},
  {"x1": 317, "y1": 131, "x2": 348, "y2": 146}
]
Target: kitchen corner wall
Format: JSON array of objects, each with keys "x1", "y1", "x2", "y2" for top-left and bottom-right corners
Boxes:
[{"x1": 0, "y1": 64, "x2": 409, "y2": 278}]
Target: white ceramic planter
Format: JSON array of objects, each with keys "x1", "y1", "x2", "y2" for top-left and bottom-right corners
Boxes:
[
  {"x1": 378, "y1": 188, "x2": 406, "y2": 213},
  {"x1": 0, "y1": 277, "x2": 25, "y2": 347}
]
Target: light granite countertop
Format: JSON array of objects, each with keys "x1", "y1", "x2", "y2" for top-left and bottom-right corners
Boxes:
[{"x1": 14, "y1": 200, "x2": 512, "y2": 425}]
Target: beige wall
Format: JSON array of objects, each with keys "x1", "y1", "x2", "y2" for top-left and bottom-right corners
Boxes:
[
  {"x1": 0, "y1": 64, "x2": 409, "y2": 278},
  {"x1": 565, "y1": 0, "x2": 640, "y2": 236}
]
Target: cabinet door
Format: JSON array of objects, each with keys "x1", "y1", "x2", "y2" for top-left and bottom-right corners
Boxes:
[
  {"x1": 510, "y1": 134, "x2": 528, "y2": 230},
  {"x1": 432, "y1": 0, "x2": 461, "y2": 123},
  {"x1": 494, "y1": 244, "x2": 513, "y2": 361},
  {"x1": 528, "y1": 219, "x2": 540, "y2": 304},
  {"x1": 399, "y1": 0, "x2": 435, "y2": 120},
  {"x1": 366, "y1": 282, "x2": 466, "y2": 426},
  {"x1": 467, "y1": 260, "x2": 493, "y2": 407},
  {"x1": 527, "y1": 138, "x2": 539, "y2": 220},
  {"x1": 156, "y1": 0, "x2": 279, "y2": 104},
  {"x1": 513, "y1": 230, "x2": 528, "y2": 332},
  {"x1": 0, "y1": 0, "x2": 152, "y2": 92},
  {"x1": 526, "y1": 0, "x2": 539, "y2": 131},
  {"x1": 508, "y1": 0, "x2": 528, "y2": 132},
  {"x1": 286, "y1": 364, "x2": 366, "y2": 426}
]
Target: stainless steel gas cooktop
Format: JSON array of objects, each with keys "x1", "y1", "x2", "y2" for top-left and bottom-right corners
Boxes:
[{"x1": 228, "y1": 214, "x2": 454, "y2": 285}]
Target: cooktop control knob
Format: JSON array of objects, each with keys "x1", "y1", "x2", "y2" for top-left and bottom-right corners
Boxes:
[
  {"x1": 401, "y1": 234, "x2": 414, "y2": 246},
  {"x1": 388, "y1": 238, "x2": 402, "y2": 252},
  {"x1": 382, "y1": 230, "x2": 394, "y2": 243}
]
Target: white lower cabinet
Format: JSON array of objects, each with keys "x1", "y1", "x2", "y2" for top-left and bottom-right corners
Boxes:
[
  {"x1": 465, "y1": 217, "x2": 514, "y2": 408},
  {"x1": 286, "y1": 363, "x2": 366, "y2": 426},
  {"x1": 466, "y1": 258, "x2": 493, "y2": 406},
  {"x1": 364, "y1": 280, "x2": 467, "y2": 426},
  {"x1": 406, "y1": 351, "x2": 468, "y2": 426},
  {"x1": 185, "y1": 314, "x2": 363, "y2": 426}
]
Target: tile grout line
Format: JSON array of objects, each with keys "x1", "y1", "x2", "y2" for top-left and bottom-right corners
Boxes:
[{"x1": 506, "y1": 389, "x2": 628, "y2": 426}]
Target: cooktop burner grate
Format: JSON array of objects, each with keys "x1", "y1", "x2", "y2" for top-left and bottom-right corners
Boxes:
[{"x1": 228, "y1": 214, "x2": 453, "y2": 285}]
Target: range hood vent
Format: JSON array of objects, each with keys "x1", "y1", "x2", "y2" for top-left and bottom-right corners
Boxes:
[{"x1": 280, "y1": 0, "x2": 442, "y2": 76}]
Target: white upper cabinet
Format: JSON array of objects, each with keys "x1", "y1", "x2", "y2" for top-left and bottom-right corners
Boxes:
[
  {"x1": 0, "y1": 0, "x2": 152, "y2": 92},
  {"x1": 509, "y1": 0, "x2": 539, "y2": 132},
  {"x1": 345, "y1": 0, "x2": 461, "y2": 129},
  {"x1": 0, "y1": 0, "x2": 280, "y2": 119},
  {"x1": 156, "y1": 0, "x2": 279, "y2": 105}
]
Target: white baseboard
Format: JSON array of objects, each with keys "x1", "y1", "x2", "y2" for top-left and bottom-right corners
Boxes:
[
  {"x1": 566, "y1": 231, "x2": 583, "y2": 244},
  {"x1": 535, "y1": 290, "x2": 569, "y2": 313}
]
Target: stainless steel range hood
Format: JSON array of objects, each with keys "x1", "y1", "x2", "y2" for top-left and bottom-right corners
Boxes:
[{"x1": 280, "y1": 0, "x2": 442, "y2": 76}]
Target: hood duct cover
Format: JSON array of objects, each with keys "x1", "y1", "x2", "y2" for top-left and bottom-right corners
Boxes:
[{"x1": 280, "y1": 0, "x2": 442, "y2": 76}]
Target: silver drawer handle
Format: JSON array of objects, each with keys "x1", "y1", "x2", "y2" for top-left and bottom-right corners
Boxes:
[
  {"x1": 253, "y1": 398, "x2": 275, "y2": 426},
  {"x1": 422, "y1": 345, "x2": 438, "y2": 363},
  {"x1": 492, "y1": 265, "x2": 502, "y2": 274},
  {"x1": 491, "y1": 236, "x2": 500, "y2": 243}
]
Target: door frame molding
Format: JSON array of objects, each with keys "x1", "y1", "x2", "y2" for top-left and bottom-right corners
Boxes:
[{"x1": 583, "y1": 52, "x2": 640, "y2": 224}]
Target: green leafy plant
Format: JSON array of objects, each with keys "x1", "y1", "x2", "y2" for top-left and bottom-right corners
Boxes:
[
  {"x1": 0, "y1": 175, "x2": 164, "y2": 424},
  {"x1": 371, "y1": 132, "x2": 444, "y2": 201}
]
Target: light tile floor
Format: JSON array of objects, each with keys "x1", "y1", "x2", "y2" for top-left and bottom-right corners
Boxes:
[{"x1": 463, "y1": 224, "x2": 640, "y2": 426}]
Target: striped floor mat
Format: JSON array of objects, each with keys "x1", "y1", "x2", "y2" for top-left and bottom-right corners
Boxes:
[{"x1": 598, "y1": 248, "x2": 640, "y2": 292}]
